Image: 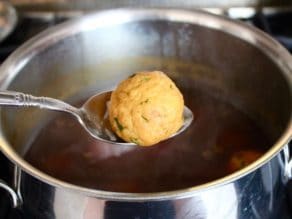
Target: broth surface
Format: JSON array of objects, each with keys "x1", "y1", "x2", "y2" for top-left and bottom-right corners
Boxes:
[{"x1": 24, "y1": 86, "x2": 270, "y2": 193}]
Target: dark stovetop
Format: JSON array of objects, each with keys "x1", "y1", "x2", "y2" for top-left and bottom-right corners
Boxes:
[
  {"x1": 0, "y1": 8, "x2": 291, "y2": 61},
  {"x1": 0, "y1": 8, "x2": 291, "y2": 219},
  {"x1": 247, "y1": 10, "x2": 292, "y2": 52},
  {"x1": 0, "y1": 12, "x2": 77, "y2": 62}
]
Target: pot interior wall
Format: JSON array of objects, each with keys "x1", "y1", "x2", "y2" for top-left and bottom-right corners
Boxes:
[{"x1": 0, "y1": 19, "x2": 290, "y2": 155}]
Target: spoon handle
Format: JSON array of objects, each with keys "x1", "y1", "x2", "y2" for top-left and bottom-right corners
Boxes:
[{"x1": 0, "y1": 90, "x2": 80, "y2": 115}]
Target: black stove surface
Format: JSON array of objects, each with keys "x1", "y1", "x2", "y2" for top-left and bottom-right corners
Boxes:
[
  {"x1": 0, "y1": 9, "x2": 292, "y2": 219},
  {"x1": 249, "y1": 10, "x2": 292, "y2": 52},
  {"x1": 0, "y1": 14, "x2": 68, "y2": 62}
]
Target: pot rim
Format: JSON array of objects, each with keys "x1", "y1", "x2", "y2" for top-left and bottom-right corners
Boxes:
[{"x1": 0, "y1": 8, "x2": 291, "y2": 201}]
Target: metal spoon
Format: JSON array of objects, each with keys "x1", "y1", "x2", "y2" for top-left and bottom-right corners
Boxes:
[{"x1": 0, "y1": 90, "x2": 193, "y2": 146}]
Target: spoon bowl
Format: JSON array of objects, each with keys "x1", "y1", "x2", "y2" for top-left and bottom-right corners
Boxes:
[{"x1": 0, "y1": 90, "x2": 193, "y2": 146}]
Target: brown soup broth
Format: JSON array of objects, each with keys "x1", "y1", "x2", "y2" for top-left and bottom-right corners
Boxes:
[{"x1": 24, "y1": 87, "x2": 270, "y2": 193}]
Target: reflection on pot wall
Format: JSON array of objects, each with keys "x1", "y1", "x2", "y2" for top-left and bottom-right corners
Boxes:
[
  {"x1": 19, "y1": 150, "x2": 288, "y2": 219},
  {"x1": 52, "y1": 184, "x2": 238, "y2": 219}
]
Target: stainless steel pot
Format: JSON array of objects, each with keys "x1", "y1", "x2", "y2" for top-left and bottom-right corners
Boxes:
[{"x1": 0, "y1": 8, "x2": 291, "y2": 219}]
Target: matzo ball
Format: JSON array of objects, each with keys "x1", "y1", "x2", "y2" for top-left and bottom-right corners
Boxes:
[{"x1": 109, "y1": 71, "x2": 184, "y2": 146}]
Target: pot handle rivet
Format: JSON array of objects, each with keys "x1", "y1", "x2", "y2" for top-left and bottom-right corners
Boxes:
[{"x1": 0, "y1": 179, "x2": 22, "y2": 208}]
